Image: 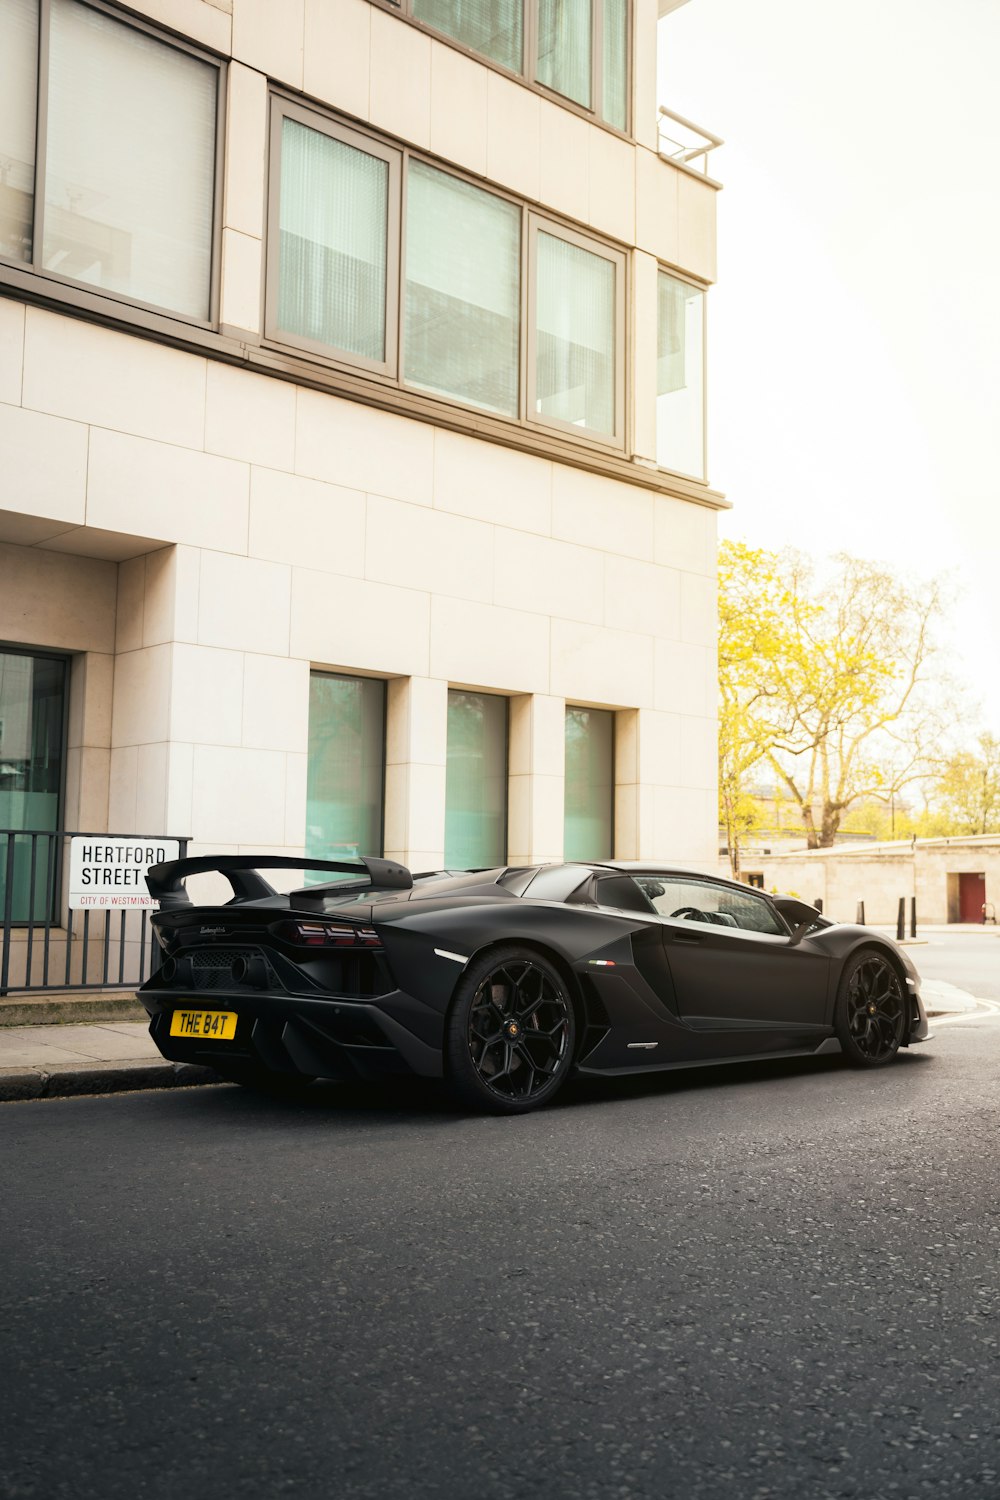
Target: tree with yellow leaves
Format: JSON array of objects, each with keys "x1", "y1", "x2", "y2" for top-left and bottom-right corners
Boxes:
[{"x1": 718, "y1": 541, "x2": 954, "y2": 866}]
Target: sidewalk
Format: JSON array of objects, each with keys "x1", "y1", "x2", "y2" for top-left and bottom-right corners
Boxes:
[
  {"x1": 0, "y1": 1019, "x2": 217, "y2": 1101},
  {"x1": 0, "y1": 973, "x2": 989, "y2": 1103}
]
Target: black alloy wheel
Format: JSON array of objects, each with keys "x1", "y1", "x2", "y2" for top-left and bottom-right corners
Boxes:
[
  {"x1": 445, "y1": 945, "x2": 576, "y2": 1115},
  {"x1": 835, "y1": 949, "x2": 906, "y2": 1067}
]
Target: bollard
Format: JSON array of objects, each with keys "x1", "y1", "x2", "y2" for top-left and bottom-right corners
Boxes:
[
  {"x1": 814, "y1": 897, "x2": 823, "y2": 914},
  {"x1": 856, "y1": 900, "x2": 866, "y2": 925},
  {"x1": 910, "y1": 896, "x2": 917, "y2": 939},
  {"x1": 896, "y1": 897, "x2": 905, "y2": 942}
]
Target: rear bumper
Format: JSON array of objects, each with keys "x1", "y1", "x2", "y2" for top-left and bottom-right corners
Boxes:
[{"x1": 140, "y1": 987, "x2": 445, "y2": 1081}]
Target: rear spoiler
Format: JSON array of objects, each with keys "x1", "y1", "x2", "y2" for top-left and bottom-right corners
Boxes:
[{"x1": 145, "y1": 855, "x2": 413, "y2": 911}]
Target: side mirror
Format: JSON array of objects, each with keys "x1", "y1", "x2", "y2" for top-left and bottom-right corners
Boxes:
[{"x1": 772, "y1": 896, "x2": 822, "y2": 947}]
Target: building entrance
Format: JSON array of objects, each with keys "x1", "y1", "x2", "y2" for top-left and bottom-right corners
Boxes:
[{"x1": 957, "y1": 872, "x2": 987, "y2": 923}]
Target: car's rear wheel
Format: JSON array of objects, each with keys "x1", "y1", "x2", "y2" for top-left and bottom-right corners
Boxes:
[
  {"x1": 834, "y1": 948, "x2": 906, "y2": 1067},
  {"x1": 445, "y1": 946, "x2": 576, "y2": 1115}
]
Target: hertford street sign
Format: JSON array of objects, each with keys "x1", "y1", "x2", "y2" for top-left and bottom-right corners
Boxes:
[{"x1": 68, "y1": 837, "x2": 180, "y2": 910}]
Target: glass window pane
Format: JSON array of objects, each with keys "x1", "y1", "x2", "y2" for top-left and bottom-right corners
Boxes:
[
  {"x1": 405, "y1": 163, "x2": 520, "y2": 417},
  {"x1": 537, "y1": 0, "x2": 592, "y2": 108},
  {"x1": 535, "y1": 230, "x2": 615, "y2": 435},
  {"x1": 412, "y1": 0, "x2": 522, "y2": 72},
  {"x1": 0, "y1": 0, "x2": 38, "y2": 264},
  {"x1": 43, "y1": 0, "x2": 217, "y2": 319},
  {"x1": 278, "y1": 118, "x2": 389, "y2": 363},
  {"x1": 656, "y1": 271, "x2": 705, "y2": 478},
  {"x1": 0, "y1": 652, "x2": 66, "y2": 923},
  {"x1": 445, "y1": 691, "x2": 508, "y2": 868},
  {"x1": 601, "y1": 0, "x2": 627, "y2": 129},
  {"x1": 306, "y1": 674, "x2": 385, "y2": 872},
  {"x1": 564, "y1": 707, "x2": 613, "y2": 860}
]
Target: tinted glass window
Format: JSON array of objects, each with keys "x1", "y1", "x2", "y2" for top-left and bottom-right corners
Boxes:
[
  {"x1": 412, "y1": 0, "x2": 522, "y2": 73},
  {"x1": 564, "y1": 706, "x2": 613, "y2": 859},
  {"x1": 45, "y1": 0, "x2": 217, "y2": 318},
  {"x1": 445, "y1": 690, "x2": 508, "y2": 869},
  {"x1": 632, "y1": 877, "x2": 785, "y2": 935},
  {"x1": 278, "y1": 118, "x2": 390, "y2": 362},
  {"x1": 306, "y1": 672, "x2": 385, "y2": 873},
  {"x1": 405, "y1": 163, "x2": 520, "y2": 418},
  {"x1": 535, "y1": 231, "x2": 616, "y2": 436},
  {"x1": 0, "y1": 650, "x2": 66, "y2": 922}
]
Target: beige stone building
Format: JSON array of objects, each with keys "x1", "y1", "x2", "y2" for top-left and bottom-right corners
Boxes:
[
  {"x1": 1, "y1": 0, "x2": 724, "y2": 981},
  {"x1": 741, "y1": 837, "x2": 1000, "y2": 927}
]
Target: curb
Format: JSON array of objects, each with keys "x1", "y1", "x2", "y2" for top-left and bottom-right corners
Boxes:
[{"x1": 0, "y1": 1058, "x2": 221, "y2": 1103}]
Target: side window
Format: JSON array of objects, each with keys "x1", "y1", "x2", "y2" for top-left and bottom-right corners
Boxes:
[
  {"x1": 595, "y1": 876, "x2": 655, "y2": 914},
  {"x1": 632, "y1": 878, "x2": 785, "y2": 936}
]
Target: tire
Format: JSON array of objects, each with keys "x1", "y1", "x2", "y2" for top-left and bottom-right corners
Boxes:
[
  {"x1": 211, "y1": 1061, "x2": 315, "y2": 1097},
  {"x1": 444, "y1": 945, "x2": 577, "y2": 1115},
  {"x1": 834, "y1": 947, "x2": 906, "y2": 1067}
]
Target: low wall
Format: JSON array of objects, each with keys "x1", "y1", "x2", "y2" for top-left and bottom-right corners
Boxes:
[{"x1": 737, "y1": 840, "x2": 1000, "y2": 925}]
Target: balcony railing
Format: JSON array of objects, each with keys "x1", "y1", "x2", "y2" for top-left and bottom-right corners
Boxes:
[{"x1": 657, "y1": 105, "x2": 724, "y2": 180}]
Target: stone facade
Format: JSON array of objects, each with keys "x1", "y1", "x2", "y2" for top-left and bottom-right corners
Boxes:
[{"x1": 0, "y1": 0, "x2": 722, "y2": 880}]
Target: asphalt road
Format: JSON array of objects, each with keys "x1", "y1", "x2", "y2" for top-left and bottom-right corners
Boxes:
[
  {"x1": 908, "y1": 930, "x2": 1000, "y2": 1002},
  {"x1": 3, "y1": 1011, "x2": 1000, "y2": 1500}
]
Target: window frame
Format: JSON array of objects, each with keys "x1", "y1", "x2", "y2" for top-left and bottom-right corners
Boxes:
[
  {"x1": 263, "y1": 95, "x2": 629, "y2": 456},
  {"x1": 527, "y1": 214, "x2": 627, "y2": 448},
  {"x1": 655, "y1": 264, "x2": 708, "y2": 483},
  {"x1": 0, "y1": 0, "x2": 226, "y2": 330},
  {"x1": 376, "y1": 0, "x2": 632, "y2": 138},
  {"x1": 265, "y1": 98, "x2": 403, "y2": 378}
]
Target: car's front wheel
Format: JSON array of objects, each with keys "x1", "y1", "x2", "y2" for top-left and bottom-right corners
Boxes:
[
  {"x1": 834, "y1": 948, "x2": 906, "y2": 1067},
  {"x1": 444, "y1": 946, "x2": 576, "y2": 1115}
]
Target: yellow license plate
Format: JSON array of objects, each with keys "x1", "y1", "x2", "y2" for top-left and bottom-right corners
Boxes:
[{"x1": 169, "y1": 1009, "x2": 238, "y2": 1041}]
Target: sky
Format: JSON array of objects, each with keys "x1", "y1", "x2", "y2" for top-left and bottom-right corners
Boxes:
[{"x1": 658, "y1": 0, "x2": 1000, "y2": 734}]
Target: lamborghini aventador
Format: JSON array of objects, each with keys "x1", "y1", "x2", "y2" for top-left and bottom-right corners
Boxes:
[{"x1": 139, "y1": 855, "x2": 930, "y2": 1114}]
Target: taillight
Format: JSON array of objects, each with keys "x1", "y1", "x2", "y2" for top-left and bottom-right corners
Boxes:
[{"x1": 275, "y1": 920, "x2": 381, "y2": 948}]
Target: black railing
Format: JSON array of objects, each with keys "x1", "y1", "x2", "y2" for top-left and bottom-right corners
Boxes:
[{"x1": 1, "y1": 829, "x2": 189, "y2": 996}]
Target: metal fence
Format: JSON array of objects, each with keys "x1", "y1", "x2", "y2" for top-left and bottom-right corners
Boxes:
[{"x1": 1, "y1": 829, "x2": 189, "y2": 996}]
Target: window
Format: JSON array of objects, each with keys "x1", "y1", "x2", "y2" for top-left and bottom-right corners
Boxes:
[
  {"x1": 537, "y1": 0, "x2": 592, "y2": 108},
  {"x1": 564, "y1": 707, "x2": 613, "y2": 860},
  {"x1": 656, "y1": 270, "x2": 706, "y2": 479},
  {"x1": 633, "y1": 876, "x2": 786, "y2": 935},
  {"x1": 404, "y1": 161, "x2": 520, "y2": 417},
  {"x1": 269, "y1": 107, "x2": 400, "y2": 370},
  {"x1": 445, "y1": 691, "x2": 508, "y2": 868},
  {"x1": 0, "y1": 0, "x2": 37, "y2": 265},
  {"x1": 1, "y1": 0, "x2": 220, "y2": 321},
  {"x1": 394, "y1": 0, "x2": 629, "y2": 132},
  {"x1": 412, "y1": 0, "x2": 522, "y2": 72},
  {"x1": 0, "y1": 650, "x2": 67, "y2": 923},
  {"x1": 531, "y1": 222, "x2": 624, "y2": 441},
  {"x1": 267, "y1": 104, "x2": 627, "y2": 450},
  {"x1": 306, "y1": 673, "x2": 386, "y2": 870}
]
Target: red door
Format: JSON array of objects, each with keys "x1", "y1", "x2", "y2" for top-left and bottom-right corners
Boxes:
[{"x1": 958, "y1": 872, "x2": 986, "y2": 923}]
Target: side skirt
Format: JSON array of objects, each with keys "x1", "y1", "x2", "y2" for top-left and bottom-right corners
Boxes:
[{"x1": 576, "y1": 1035, "x2": 843, "y2": 1078}]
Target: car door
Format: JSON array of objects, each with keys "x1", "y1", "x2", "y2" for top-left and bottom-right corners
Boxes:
[{"x1": 638, "y1": 875, "x2": 831, "y2": 1037}]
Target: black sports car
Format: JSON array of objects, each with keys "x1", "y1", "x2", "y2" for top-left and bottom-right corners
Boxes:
[{"x1": 140, "y1": 855, "x2": 931, "y2": 1114}]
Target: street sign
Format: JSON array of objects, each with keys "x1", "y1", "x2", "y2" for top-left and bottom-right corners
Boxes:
[{"x1": 68, "y1": 837, "x2": 180, "y2": 909}]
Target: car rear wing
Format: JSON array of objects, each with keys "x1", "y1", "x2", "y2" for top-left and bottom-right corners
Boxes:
[{"x1": 145, "y1": 854, "x2": 413, "y2": 911}]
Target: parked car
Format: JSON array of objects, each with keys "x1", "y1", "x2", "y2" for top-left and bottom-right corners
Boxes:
[{"x1": 140, "y1": 855, "x2": 931, "y2": 1114}]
